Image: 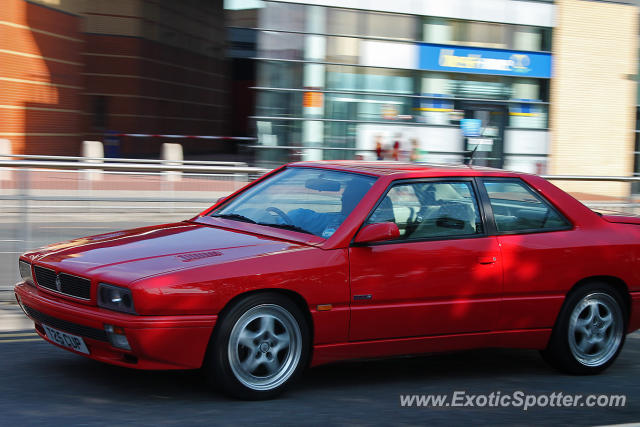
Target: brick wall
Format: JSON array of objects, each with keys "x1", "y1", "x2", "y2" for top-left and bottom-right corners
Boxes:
[
  {"x1": 1, "y1": 0, "x2": 229, "y2": 157},
  {"x1": 0, "y1": 0, "x2": 84, "y2": 155},
  {"x1": 82, "y1": 0, "x2": 229, "y2": 157},
  {"x1": 550, "y1": 0, "x2": 639, "y2": 198}
]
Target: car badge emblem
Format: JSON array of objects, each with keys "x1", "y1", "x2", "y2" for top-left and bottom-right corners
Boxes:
[{"x1": 55, "y1": 275, "x2": 62, "y2": 292}]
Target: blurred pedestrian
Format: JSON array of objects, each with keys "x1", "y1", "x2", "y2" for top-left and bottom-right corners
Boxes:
[
  {"x1": 375, "y1": 135, "x2": 384, "y2": 160},
  {"x1": 392, "y1": 134, "x2": 401, "y2": 161},
  {"x1": 410, "y1": 138, "x2": 420, "y2": 162}
]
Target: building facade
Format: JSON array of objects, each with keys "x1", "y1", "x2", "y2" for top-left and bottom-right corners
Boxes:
[
  {"x1": 1, "y1": 0, "x2": 229, "y2": 157},
  {"x1": 228, "y1": 0, "x2": 639, "y2": 197},
  {"x1": 3, "y1": 0, "x2": 640, "y2": 198},
  {"x1": 551, "y1": 0, "x2": 637, "y2": 197}
]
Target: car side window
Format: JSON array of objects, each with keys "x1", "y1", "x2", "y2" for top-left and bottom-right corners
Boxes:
[
  {"x1": 483, "y1": 179, "x2": 570, "y2": 233},
  {"x1": 366, "y1": 181, "x2": 484, "y2": 240}
]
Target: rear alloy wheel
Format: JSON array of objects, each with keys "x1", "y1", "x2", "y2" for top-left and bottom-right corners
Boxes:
[
  {"x1": 207, "y1": 293, "x2": 309, "y2": 399},
  {"x1": 542, "y1": 283, "x2": 627, "y2": 374}
]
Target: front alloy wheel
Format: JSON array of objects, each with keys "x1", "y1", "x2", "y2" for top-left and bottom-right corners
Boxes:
[
  {"x1": 207, "y1": 293, "x2": 310, "y2": 399},
  {"x1": 228, "y1": 304, "x2": 302, "y2": 391}
]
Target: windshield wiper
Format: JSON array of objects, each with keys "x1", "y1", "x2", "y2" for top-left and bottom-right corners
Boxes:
[
  {"x1": 257, "y1": 222, "x2": 314, "y2": 235},
  {"x1": 212, "y1": 214, "x2": 314, "y2": 235},
  {"x1": 211, "y1": 213, "x2": 256, "y2": 224}
]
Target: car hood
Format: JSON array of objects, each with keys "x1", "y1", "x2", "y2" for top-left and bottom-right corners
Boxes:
[{"x1": 24, "y1": 221, "x2": 306, "y2": 285}]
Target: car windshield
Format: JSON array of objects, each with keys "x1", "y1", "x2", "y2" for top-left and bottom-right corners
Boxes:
[{"x1": 211, "y1": 167, "x2": 376, "y2": 238}]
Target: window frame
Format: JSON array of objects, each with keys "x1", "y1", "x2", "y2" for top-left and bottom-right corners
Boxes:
[
  {"x1": 352, "y1": 177, "x2": 491, "y2": 246},
  {"x1": 477, "y1": 177, "x2": 574, "y2": 236}
]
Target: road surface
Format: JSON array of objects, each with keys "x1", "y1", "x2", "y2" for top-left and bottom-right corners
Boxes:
[{"x1": 0, "y1": 311, "x2": 638, "y2": 426}]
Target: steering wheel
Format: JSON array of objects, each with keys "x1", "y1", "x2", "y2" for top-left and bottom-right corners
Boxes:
[{"x1": 265, "y1": 207, "x2": 293, "y2": 225}]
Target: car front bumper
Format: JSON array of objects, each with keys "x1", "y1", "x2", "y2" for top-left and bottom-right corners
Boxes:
[{"x1": 14, "y1": 283, "x2": 217, "y2": 370}]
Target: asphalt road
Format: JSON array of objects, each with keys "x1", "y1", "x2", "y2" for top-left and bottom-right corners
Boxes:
[{"x1": 1, "y1": 324, "x2": 639, "y2": 426}]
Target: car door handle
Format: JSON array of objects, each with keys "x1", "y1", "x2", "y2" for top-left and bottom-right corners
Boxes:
[{"x1": 477, "y1": 256, "x2": 497, "y2": 265}]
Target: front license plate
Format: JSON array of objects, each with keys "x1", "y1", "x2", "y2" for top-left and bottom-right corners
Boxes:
[{"x1": 42, "y1": 324, "x2": 90, "y2": 354}]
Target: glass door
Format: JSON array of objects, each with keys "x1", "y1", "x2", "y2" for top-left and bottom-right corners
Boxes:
[{"x1": 459, "y1": 102, "x2": 507, "y2": 168}]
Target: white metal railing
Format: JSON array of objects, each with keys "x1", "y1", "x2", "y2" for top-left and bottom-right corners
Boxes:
[
  {"x1": 541, "y1": 175, "x2": 640, "y2": 182},
  {"x1": 0, "y1": 159, "x2": 269, "y2": 175},
  {"x1": 2, "y1": 153, "x2": 249, "y2": 166}
]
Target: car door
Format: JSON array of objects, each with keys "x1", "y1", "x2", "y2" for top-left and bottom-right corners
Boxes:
[
  {"x1": 479, "y1": 178, "x2": 575, "y2": 331},
  {"x1": 348, "y1": 178, "x2": 503, "y2": 342}
]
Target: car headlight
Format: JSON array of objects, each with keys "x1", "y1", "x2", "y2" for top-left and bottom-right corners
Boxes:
[
  {"x1": 18, "y1": 260, "x2": 34, "y2": 286},
  {"x1": 98, "y1": 283, "x2": 135, "y2": 314}
]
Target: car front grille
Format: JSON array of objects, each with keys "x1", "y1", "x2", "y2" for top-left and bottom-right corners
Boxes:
[
  {"x1": 33, "y1": 266, "x2": 91, "y2": 300},
  {"x1": 23, "y1": 305, "x2": 108, "y2": 342}
]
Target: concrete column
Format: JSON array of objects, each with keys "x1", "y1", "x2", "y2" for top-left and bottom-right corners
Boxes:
[
  {"x1": 421, "y1": 74, "x2": 453, "y2": 125},
  {"x1": 82, "y1": 140, "x2": 104, "y2": 181},
  {"x1": 511, "y1": 79, "x2": 544, "y2": 128},
  {"x1": 0, "y1": 139, "x2": 11, "y2": 182},
  {"x1": 422, "y1": 17, "x2": 452, "y2": 43},
  {"x1": 162, "y1": 143, "x2": 183, "y2": 182},
  {"x1": 301, "y1": 5, "x2": 326, "y2": 161},
  {"x1": 513, "y1": 27, "x2": 541, "y2": 51},
  {"x1": 550, "y1": 0, "x2": 638, "y2": 198}
]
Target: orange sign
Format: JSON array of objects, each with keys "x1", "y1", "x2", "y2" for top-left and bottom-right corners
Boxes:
[{"x1": 303, "y1": 91, "x2": 323, "y2": 108}]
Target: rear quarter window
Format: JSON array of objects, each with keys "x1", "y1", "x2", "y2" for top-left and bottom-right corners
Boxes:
[{"x1": 483, "y1": 179, "x2": 571, "y2": 233}]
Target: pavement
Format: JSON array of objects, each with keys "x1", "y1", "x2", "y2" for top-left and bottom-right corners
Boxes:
[{"x1": 0, "y1": 300, "x2": 32, "y2": 331}]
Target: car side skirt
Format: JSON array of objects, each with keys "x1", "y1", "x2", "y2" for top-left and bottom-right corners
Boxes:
[{"x1": 310, "y1": 329, "x2": 552, "y2": 367}]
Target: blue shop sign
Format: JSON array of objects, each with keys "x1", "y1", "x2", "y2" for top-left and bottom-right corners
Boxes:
[
  {"x1": 460, "y1": 119, "x2": 482, "y2": 137},
  {"x1": 419, "y1": 43, "x2": 552, "y2": 78}
]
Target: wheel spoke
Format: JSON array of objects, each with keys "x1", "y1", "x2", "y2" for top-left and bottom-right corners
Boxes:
[
  {"x1": 574, "y1": 321, "x2": 589, "y2": 336},
  {"x1": 576, "y1": 335, "x2": 593, "y2": 354},
  {"x1": 575, "y1": 315, "x2": 590, "y2": 328},
  {"x1": 240, "y1": 354, "x2": 261, "y2": 373},
  {"x1": 584, "y1": 302, "x2": 596, "y2": 324},
  {"x1": 591, "y1": 338, "x2": 605, "y2": 353},
  {"x1": 263, "y1": 356, "x2": 281, "y2": 375},
  {"x1": 600, "y1": 312, "x2": 613, "y2": 331},
  {"x1": 271, "y1": 336, "x2": 290, "y2": 354},
  {"x1": 258, "y1": 315, "x2": 275, "y2": 335},
  {"x1": 238, "y1": 328, "x2": 258, "y2": 349}
]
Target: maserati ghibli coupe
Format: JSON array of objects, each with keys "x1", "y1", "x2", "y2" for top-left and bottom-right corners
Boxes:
[{"x1": 14, "y1": 161, "x2": 640, "y2": 399}]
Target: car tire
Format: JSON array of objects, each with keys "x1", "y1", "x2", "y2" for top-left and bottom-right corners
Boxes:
[
  {"x1": 205, "y1": 293, "x2": 310, "y2": 400},
  {"x1": 541, "y1": 282, "x2": 627, "y2": 375}
]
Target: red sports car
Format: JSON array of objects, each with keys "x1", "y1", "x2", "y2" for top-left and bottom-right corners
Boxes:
[{"x1": 14, "y1": 162, "x2": 640, "y2": 399}]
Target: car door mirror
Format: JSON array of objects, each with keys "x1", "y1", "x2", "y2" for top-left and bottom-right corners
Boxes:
[{"x1": 354, "y1": 222, "x2": 400, "y2": 244}]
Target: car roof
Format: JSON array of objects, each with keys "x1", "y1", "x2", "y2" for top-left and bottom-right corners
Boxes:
[{"x1": 289, "y1": 160, "x2": 528, "y2": 178}]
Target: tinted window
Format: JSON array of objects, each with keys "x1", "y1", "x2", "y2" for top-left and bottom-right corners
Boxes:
[
  {"x1": 366, "y1": 181, "x2": 483, "y2": 240},
  {"x1": 484, "y1": 180, "x2": 570, "y2": 232}
]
